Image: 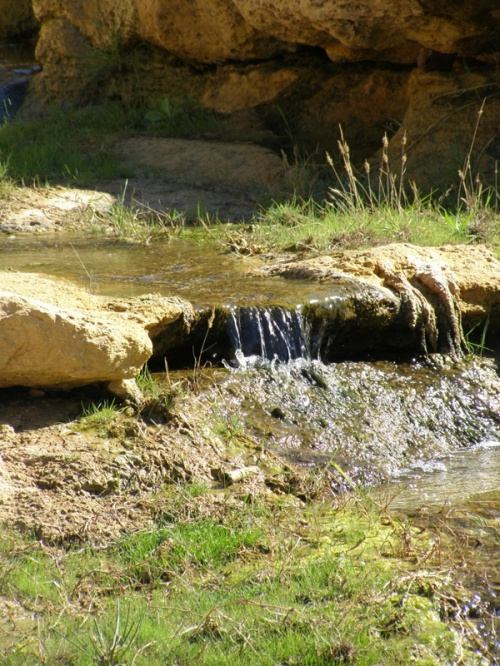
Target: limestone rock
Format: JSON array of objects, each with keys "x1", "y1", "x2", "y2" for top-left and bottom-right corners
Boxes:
[
  {"x1": 23, "y1": 0, "x2": 500, "y2": 194},
  {"x1": 33, "y1": 0, "x2": 137, "y2": 50},
  {"x1": 257, "y1": 244, "x2": 500, "y2": 354},
  {"x1": 136, "y1": 0, "x2": 291, "y2": 64},
  {"x1": 384, "y1": 69, "x2": 500, "y2": 195},
  {"x1": 0, "y1": 186, "x2": 115, "y2": 234},
  {"x1": 0, "y1": 273, "x2": 194, "y2": 390},
  {"x1": 32, "y1": 0, "x2": 499, "y2": 66},
  {"x1": 233, "y1": 0, "x2": 498, "y2": 63},
  {"x1": 114, "y1": 137, "x2": 286, "y2": 194}
]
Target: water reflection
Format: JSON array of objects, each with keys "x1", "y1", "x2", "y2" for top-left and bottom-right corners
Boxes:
[
  {"x1": 0, "y1": 40, "x2": 38, "y2": 121},
  {"x1": 0, "y1": 233, "x2": 352, "y2": 306}
]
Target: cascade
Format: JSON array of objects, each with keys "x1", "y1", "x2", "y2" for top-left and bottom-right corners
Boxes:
[{"x1": 226, "y1": 306, "x2": 308, "y2": 363}]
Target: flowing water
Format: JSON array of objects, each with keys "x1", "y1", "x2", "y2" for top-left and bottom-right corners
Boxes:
[
  {"x1": 0, "y1": 40, "x2": 38, "y2": 121},
  {"x1": 2, "y1": 219, "x2": 500, "y2": 656},
  {"x1": 382, "y1": 443, "x2": 500, "y2": 660},
  {"x1": 0, "y1": 233, "x2": 349, "y2": 305}
]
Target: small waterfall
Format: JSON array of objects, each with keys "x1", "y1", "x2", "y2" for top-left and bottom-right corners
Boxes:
[{"x1": 227, "y1": 306, "x2": 308, "y2": 363}]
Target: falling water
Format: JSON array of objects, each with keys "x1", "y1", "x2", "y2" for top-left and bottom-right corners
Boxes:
[{"x1": 226, "y1": 305, "x2": 308, "y2": 363}]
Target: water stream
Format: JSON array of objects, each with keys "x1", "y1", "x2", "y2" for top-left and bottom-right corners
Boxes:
[
  {"x1": 1, "y1": 203, "x2": 499, "y2": 654},
  {"x1": 0, "y1": 233, "x2": 343, "y2": 305},
  {"x1": 0, "y1": 40, "x2": 38, "y2": 121}
]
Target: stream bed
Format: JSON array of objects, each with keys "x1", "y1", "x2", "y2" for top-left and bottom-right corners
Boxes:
[{"x1": 2, "y1": 231, "x2": 500, "y2": 656}]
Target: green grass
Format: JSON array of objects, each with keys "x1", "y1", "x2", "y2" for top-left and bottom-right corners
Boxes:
[
  {"x1": 1, "y1": 99, "x2": 499, "y2": 255},
  {"x1": 0, "y1": 490, "x2": 479, "y2": 665},
  {"x1": 204, "y1": 126, "x2": 500, "y2": 255},
  {"x1": 0, "y1": 103, "x2": 139, "y2": 185},
  {"x1": 0, "y1": 99, "x2": 226, "y2": 188},
  {"x1": 76, "y1": 399, "x2": 124, "y2": 437},
  {"x1": 204, "y1": 195, "x2": 500, "y2": 258}
]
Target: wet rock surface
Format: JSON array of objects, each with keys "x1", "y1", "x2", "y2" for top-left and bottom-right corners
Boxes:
[
  {"x1": 0, "y1": 353, "x2": 499, "y2": 542},
  {"x1": 256, "y1": 243, "x2": 500, "y2": 355},
  {"x1": 214, "y1": 356, "x2": 500, "y2": 484}
]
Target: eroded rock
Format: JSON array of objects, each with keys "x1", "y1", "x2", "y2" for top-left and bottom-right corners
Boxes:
[
  {"x1": 25, "y1": 1, "x2": 500, "y2": 194},
  {"x1": 257, "y1": 244, "x2": 500, "y2": 356},
  {"x1": 0, "y1": 272, "x2": 194, "y2": 392},
  {"x1": 0, "y1": 187, "x2": 115, "y2": 234}
]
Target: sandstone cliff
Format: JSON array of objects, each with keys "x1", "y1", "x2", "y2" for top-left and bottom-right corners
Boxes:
[{"x1": 14, "y1": 2, "x2": 500, "y2": 192}]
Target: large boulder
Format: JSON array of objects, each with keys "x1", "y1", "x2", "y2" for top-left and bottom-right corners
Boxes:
[
  {"x1": 31, "y1": 0, "x2": 500, "y2": 68},
  {"x1": 0, "y1": 273, "x2": 193, "y2": 392},
  {"x1": 231, "y1": 0, "x2": 498, "y2": 64}
]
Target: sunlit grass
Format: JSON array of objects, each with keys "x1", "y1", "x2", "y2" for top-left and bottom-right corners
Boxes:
[
  {"x1": 205, "y1": 196, "x2": 500, "y2": 258},
  {"x1": 0, "y1": 489, "x2": 478, "y2": 665},
  {"x1": 76, "y1": 399, "x2": 124, "y2": 437},
  {"x1": 0, "y1": 102, "x2": 138, "y2": 185},
  {"x1": 0, "y1": 99, "x2": 228, "y2": 188}
]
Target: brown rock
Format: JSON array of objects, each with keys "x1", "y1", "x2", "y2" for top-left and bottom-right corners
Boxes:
[
  {"x1": 257, "y1": 243, "x2": 500, "y2": 354},
  {"x1": 22, "y1": 0, "x2": 500, "y2": 195},
  {"x1": 384, "y1": 69, "x2": 500, "y2": 194},
  {"x1": 114, "y1": 137, "x2": 286, "y2": 194},
  {"x1": 135, "y1": 0, "x2": 291, "y2": 64},
  {"x1": 33, "y1": 0, "x2": 137, "y2": 49}
]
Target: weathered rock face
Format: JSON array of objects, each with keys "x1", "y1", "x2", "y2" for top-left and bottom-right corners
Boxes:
[
  {"x1": 256, "y1": 243, "x2": 500, "y2": 356},
  {"x1": 133, "y1": 0, "x2": 500, "y2": 65},
  {"x1": 384, "y1": 69, "x2": 500, "y2": 194},
  {"x1": 19, "y1": 1, "x2": 500, "y2": 193},
  {"x1": 33, "y1": 0, "x2": 137, "y2": 50},
  {"x1": 31, "y1": 0, "x2": 500, "y2": 68},
  {"x1": 0, "y1": 273, "x2": 194, "y2": 391},
  {"x1": 232, "y1": 0, "x2": 499, "y2": 64},
  {"x1": 136, "y1": 0, "x2": 292, "y2": 64}
]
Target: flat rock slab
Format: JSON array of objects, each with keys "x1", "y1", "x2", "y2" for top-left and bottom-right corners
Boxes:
[
  {"x1": 257, "y1": 243, "x2": 500, "y2": 353},
  {"x1": 113, "y1": 137, "x2": 288, "y2": 221},
  {"x1": 0, "y1": 186, "x2": 115, "y2": 234},
  {"x1": 0, "y1": 272, "x2": 193, "y2": 390},
  {"x1": 258, "y1": 243, "x2": 500, "y2": 319}
]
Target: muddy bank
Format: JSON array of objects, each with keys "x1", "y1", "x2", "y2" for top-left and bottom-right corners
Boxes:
[{"x1": 1, "y1": 351, "x2": 499, "y2": 542}]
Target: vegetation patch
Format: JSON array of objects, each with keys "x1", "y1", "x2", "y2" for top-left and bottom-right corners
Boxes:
[{"x1": 1, "y1": 488, "x2": 489, "y2": 665}]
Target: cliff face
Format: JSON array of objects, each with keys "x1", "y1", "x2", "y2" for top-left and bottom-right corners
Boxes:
[
  {"x1": 137, "y1": 0, "x2": 499, "y2": 65},
  {"x1": 20, "y1": 2, "x2": 500, "y2": 191}
]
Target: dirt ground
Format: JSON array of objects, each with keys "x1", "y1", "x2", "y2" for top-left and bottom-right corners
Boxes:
[{"x1": 0, "y1": 379, "x2": 310, "y2": 543}]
